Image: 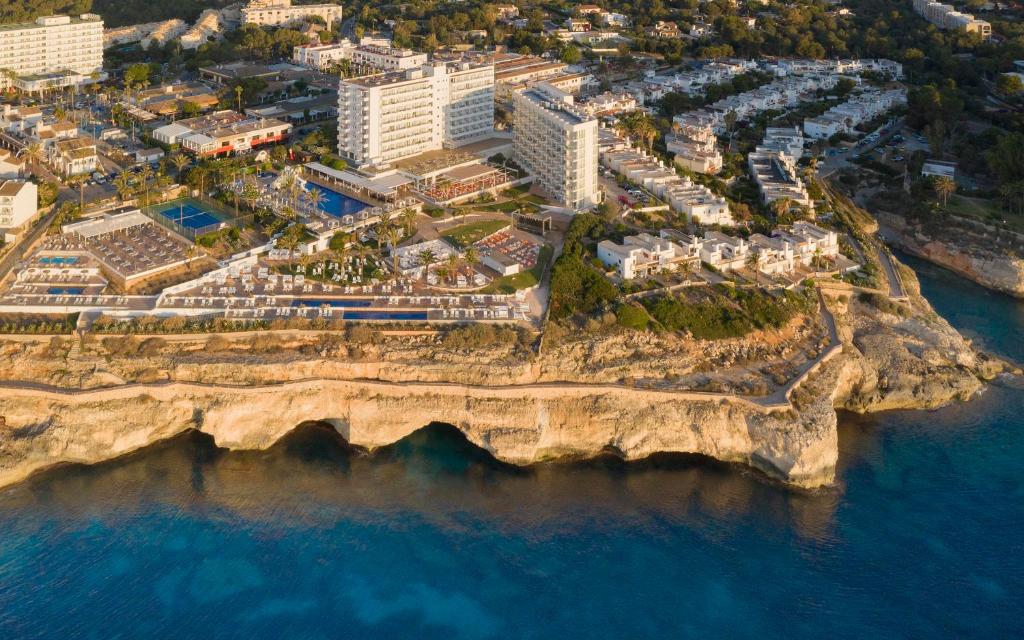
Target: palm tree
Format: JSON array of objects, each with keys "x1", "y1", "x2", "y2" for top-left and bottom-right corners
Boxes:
[
  {"x1": 170, "y1": 153, "x2": 189, "y2": 178},
  {"x1": 745, "y1": 250, "x2": 761, "y2": 285},
  {"x1": 400, "y1": 207, "x2": 417, "y2": 236},
  {"x1": 463, "y1": 246, "x2": 479, "y2": 271},
  {"x1": 381, "y1": 225, "x2": 402, "y2": 279},
  {"x1": 234, "y1": 85, "x2": 244, "y2": 112},
  {"x1": 771, "y1": 197, "x2": 793, "y2": 220},
  {"x1": 305, "y1": 186, "x2": 325, "y2": 217},
  {"x1": 445, "y1": 252, "x2": 461, "y2": 284},
  {"x1": 19, "y1": 142, "x2": 42, "y2": 177},
  {"x1": 137, "y1": 164, "x2": 154, "y2": 207},
  {"x1": 934, "y1": 176, "x2": 956, "y2": 207},
  {"x1": 417, "y1": 249, "x2": 437, "y2": 282},
  {"x1": 378, "y1": 209, "x2": 394, "y2": 234},
  {"x1": 113, "y1": 172, "x2": 134, "y2": 202}
]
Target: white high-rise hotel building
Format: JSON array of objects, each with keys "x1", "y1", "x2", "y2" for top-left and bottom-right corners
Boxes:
[
  {"x1": 336, "y1": 60, "x2": 494, "y2": 167},
  {"x1": 513, "y1": 83, "x2": 601, "y2": 211},
  {"x1": 0, "y1": 14, "x2": 104, "y2": 93}
]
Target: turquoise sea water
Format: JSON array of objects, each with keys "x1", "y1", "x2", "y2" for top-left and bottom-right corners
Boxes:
[{"x1": 0, "y1": 258, "x2": 1022, "y2": 638}]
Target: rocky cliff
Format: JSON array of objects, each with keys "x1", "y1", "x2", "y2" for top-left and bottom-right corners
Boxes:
[
  {"x1": 0, "y1": 266, "x2": 1007, "y2": 492},
  {"x1": 879, "y1": 213, "x2": 1024, "y2": 298}
]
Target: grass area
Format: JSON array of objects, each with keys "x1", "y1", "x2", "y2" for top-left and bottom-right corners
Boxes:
[
  {"x1": 441, "y1": 219, "x2": 511, "y2": 248},
  {"x1": 482, "y1": 245, "x2": 553, "y2": 293},
  {"x1": 943, "y1": 195, "x2": 1021, "y2": 233}
]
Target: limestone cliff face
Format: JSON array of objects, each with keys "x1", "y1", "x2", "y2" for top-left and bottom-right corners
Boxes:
[
  {"x1": 0, "y1": 380, "x2": 838, "y2": 491},
  {"x1": 0, "y1": 257, "x2": 1004, "y2": 493},
  {"x1": 880, "y1": 215, "x2": 1024, "y2": 298}
]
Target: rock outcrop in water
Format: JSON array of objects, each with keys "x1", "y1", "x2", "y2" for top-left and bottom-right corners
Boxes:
[{"x1": 0, "y1": 264, "x2": 1007, "y2": 492}]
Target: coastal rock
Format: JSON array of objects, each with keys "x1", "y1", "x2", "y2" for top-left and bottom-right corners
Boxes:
[
  {"x1": 0, "y1": 381, "x2": 837, "y2": 490},
  {"x1": 880, "y1": 214, "x2": 1024, "y2": 298}
]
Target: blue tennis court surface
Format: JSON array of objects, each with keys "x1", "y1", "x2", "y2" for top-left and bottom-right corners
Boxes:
[{"x1": 153, "y1": 202, "x2": 223, "y2": 230}]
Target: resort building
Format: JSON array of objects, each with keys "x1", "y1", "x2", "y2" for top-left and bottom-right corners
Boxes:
[
  {"x1": 242, "y1": 0, "x2": 342, "y2": 28},
  {"x1": 912, "y1": 0, "x2": 991, "y2": 37},
  {"x1": 598, "y1": 231, "x2": 701, "y2": 280},
  {"x1": 153, "y1": 110, "x2": 291, "y2": 157},
  {"x1": 0, "y1": 150, "x2": 26, "y2": 179},
  {"x1": 748, "y1": 148, "x2": 813, "y2": 210},
  {"x1": 49, "y1": 137, "x2": 98, "y2": 177},
  {"x1": 293, "y1": 42, "x2": 428, "y2": 73},
  {"x1": 666, "y1": 123, "x2": 723, "y2": 175},
  {"x1": 336, "y1": 60, "x2": 495, "y2": 167},
  {"x1": 180, "y1": 10, "x2": 224, "y2": 50},
  {"x1": 512, "y1": 83, "x2": 601, "y2": 211},
  {"x1": 0, "y1": 180, "x2": 38, "y2": 241},
  {"x1": 0, "y1": 14, "x2": 105, "y2": 93},
  {"x1": 803, "y1": 88, "x2": 907, "y2": 140},
  {"x1": 602, "y1": 143, "x2": 733, "y2": 226}
]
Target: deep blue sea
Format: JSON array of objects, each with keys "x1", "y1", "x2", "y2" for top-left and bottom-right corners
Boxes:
[{"x1": 0, "y1": 256, "x2": 1022, "y2": 639}]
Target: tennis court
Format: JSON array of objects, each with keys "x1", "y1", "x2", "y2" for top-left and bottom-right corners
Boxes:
[{"x1": 151, "y1": 200, "x2": 224, "y2": 231}]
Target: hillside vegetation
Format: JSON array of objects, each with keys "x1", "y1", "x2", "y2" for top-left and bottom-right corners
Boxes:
[{"x1": 0, "y1": 0, "x2": 230, "y2": 28}]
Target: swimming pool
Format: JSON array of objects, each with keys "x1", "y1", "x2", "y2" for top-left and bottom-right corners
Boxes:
[
  {"x1": 344, "y1": 310, "x2": 428, "y2": 321},
  {"x1": 150, "y1": 200, "x2": 224, "y2": 231},
  {"x1": 291, "y1": 299, "x2": 374, "y2": 308},
  {"x1": 39, "y1": 256, "x2": 79, "y2": 266},
  {"x1": 303, "y1": 184, "x2": 369, "y2": 218},
  {"x1": 47, "y1": 287, "x2": 84, "y2": 295}
]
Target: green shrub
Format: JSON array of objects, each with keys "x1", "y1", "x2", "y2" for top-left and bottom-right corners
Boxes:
[{"x1": 615, "y1": 304, "x2": 649, "y2": 331}]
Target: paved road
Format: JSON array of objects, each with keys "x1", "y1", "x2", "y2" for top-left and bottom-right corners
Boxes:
[
  {"x1": 876, "y1": 245, "x2": 906, "y2": 299},
  {"x1": 820, "y1": 117, "x2": 905, "y2": 177}
]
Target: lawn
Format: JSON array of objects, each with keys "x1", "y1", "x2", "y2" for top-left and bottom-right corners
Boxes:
[
  {"x1": 944, "y1": 195, "x2": 1022, "y2": 233},
  {"x1": 441, "y1": 219, "x2": 510, "y2": 248},
  {"x1": 482, "y1": 245, "x2": 553, "y2": 293}
]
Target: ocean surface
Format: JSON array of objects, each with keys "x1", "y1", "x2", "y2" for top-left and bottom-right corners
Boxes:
[{"x1": 1, "y1": 257, "x2": 1022, "y2": 639}]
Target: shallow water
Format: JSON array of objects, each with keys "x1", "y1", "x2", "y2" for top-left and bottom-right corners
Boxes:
[{"x1": 0, "y1": 257, "x2": 1021, "y2": 639}]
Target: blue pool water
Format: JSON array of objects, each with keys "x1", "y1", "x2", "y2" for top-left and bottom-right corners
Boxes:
[
  {"x1": 46, "y1": 287, "x2": 84, "y2": 295},
  {"x1": 38, "y1": 256, "x2": 78, "y2": 265},
  {"x1": 305, "y1": 183, "x2": 369, "y2": 218},
  {"x1": 0, "y1": 256, "x2": 1022, "y2": 638},
  {"x1": 153, "y1": 201, "x2": 223, "y2": 230},
  {"x1": 291, "y1": 298, "x2": 374, "y2": 308},
  {"x1": 343, "y1": 310, "x2": 429, "y2": 321}
]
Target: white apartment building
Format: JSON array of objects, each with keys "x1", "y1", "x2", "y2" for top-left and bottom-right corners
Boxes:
[
  {"x1": 0, "y1": 15, "x2": 104, "y2": 93},
  {"x1": 803, "y1": 88, "x2": 907, "y2": 139},
  {"x1": 49, "y1": 136, "x2": 98, "y2": 177},
  {"x1": 0, "y1": 180, "x2": 37, "y2": 239},
  {"x1": 602, "y1": 144, "x2": 733, "y2": 226},
  {"x1": 513, "y1": 84, "x2": 601, "y2": 211},
  {"x1": 294, "y1": 41, "x2": 428, "y2": 72},
  {"x1": 757, "y1": 126, "x2": 805, "y2": 163},
  {"x1": 667, "y1": 123, "x2": 722, "y2": 175},
  {"x1": 242, "y1": 0, "x2": 342, "y2": 28},
  {"x1": 748, "y1": 149, "x2": 812, "y2": 209},
  {"x1": 598, "y1": 231, "x2": 700, "y2": 280},
  {"x1": 337, "y1": 60, "x2": 495, "y2": 167},
  {"x1": 912, "y1": 0, "x2": 991, "y2": 37}
]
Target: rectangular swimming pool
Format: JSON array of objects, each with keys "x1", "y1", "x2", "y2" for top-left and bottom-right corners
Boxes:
[
  {"x1": 291, "y1": 299, "x2": 374, "y2": 308},
  {"x1": 39, "y1": 256, "x2": 79, "y2": 265},
  {"x1": 47, "y1": 287, "x2": 85, "y2": 295},
  {"x1": 344, "y1": 311, "x2": 428, "y2": 321},
  {"x1": 304, "y1": 184, "x2": 370, "y2": 218}
]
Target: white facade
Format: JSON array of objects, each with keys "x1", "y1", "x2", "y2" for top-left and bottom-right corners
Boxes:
[
  {"x1": 0, "y1": 15, "x2": 104, "y2": 92},
  {"x1": 337, "y1": 61, "x2": 495, "y2": 167},
  {"x1": 242, "y1": 0, "x2": 342, "y2": 27},
  {"x1": 598, "y1": 231, "x2": 700, "y2": 280},
  {"x1": 667, "y1": 123, "x2": 722, "y2": 175},
  {"x1": 912, "y1": 0, "x2": 991, "y2": 36},
  {"x1": 513, "y1": 84, "x2": 601, "y2": 211},
  {"x1": 0, "y1": 180, "x2": 37, "y2": 232},
  {"x1": 804, "y1": 89, "x2": 907, "y2": 139},
  {"x1": 602, "y1": 144, "x2": 733, "y2": 226}
]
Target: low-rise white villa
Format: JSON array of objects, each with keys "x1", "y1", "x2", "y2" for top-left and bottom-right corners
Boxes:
[
  {"x1": 667, "y1": 123, "x2": 722, "y2": 175},
  {"x1": 0, "y1": 180, "x2": 38, "y2": 242},
  {"x1": 601, "y1": 222, "x2": 844, "y2": 280},
  {"x1": 804, "y1": 89, "x2": 907, "y2": 140},
  {"x1": 602, "y1": 145, "x2": 734, "y2": 226}
]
